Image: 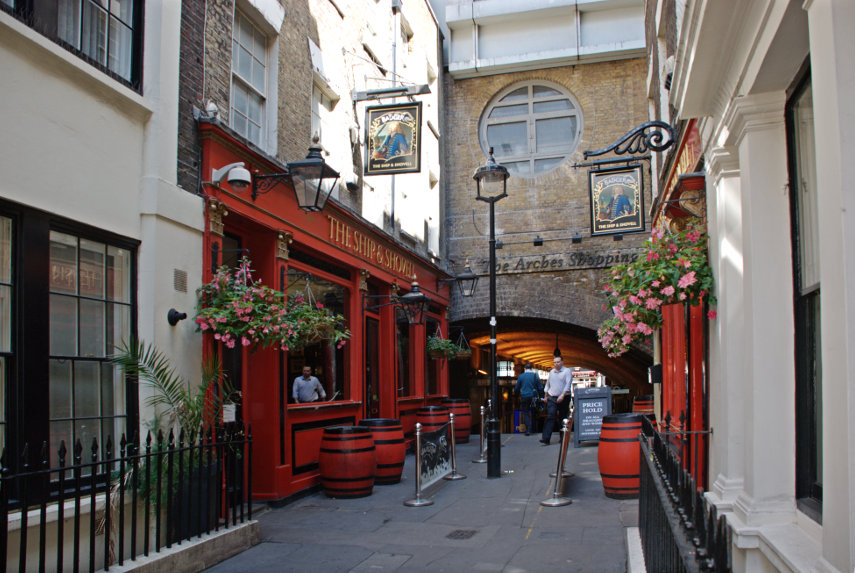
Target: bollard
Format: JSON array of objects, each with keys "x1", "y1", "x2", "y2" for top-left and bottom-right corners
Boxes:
[
  {"x1": 541, "y1": 418, "x2": 573, "y2": 507},
  {"x1": 444, "y1": 413, "x2": 466, "y2": 480},
  {"x1": 472, "y1": 405, "x2": 488, "y2": 464},
  {"x1": 550, "y1": 415, "x2": 575, "y2": 479},
  {"x1": 404, "y1": 423, "x2": 434, "y2": 506}
]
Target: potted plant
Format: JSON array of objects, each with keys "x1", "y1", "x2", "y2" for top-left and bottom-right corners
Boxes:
[
  {"x1": 194, "y1": 257, "x2": 350, "y2": 351},
  {"x1": 597, "y1": 220, "x2": 717, "y2": 357},
  {"x1": 427, "y1": 333, "x2": 463, "y2": 359}
]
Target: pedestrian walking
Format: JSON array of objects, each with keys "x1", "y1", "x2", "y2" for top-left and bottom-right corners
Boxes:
[
  {"x1": 540, "y1": 355, "x2": 573, "y2": 445},
  {"x1": 514, "y1": 362, "x2": 543, "y2": 435}
]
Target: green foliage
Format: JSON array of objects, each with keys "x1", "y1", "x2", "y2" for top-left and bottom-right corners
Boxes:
[
  {"x1": 426, "y1": 334, "x2": 466, "y2": 358},
  {"x1": 598, "y1": 220, "x2": 717, "y2": 357},
  {"x1": 194, "y1": 257, "x2": 350, "y2": 351},
  {"x1": 110, "y1": 338, "x2": 233, "y2": 434}
]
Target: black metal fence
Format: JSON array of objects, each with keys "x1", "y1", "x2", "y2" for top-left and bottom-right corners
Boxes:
[
  {"x1": 639, "y1": 416, "x2": 730, "y2": 573},
  {"x1": 1, "y1": 424, "x2": 252, "y2": 573}
]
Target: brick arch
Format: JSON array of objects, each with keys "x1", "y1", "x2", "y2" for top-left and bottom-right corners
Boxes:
[{"x1": 451, "y1": 316, "x2": 652, "y2": 395}]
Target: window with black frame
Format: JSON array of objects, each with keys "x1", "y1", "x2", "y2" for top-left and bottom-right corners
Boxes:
[
  {"x1": 397, "y1": 310, "x2": 412, "y2": 398},
  {"x1": 787, "y1": 69, "x2": 822, "y2": 520},
  {"x1": 1, "y1": 0, "x2": 144, "y2": 90}
]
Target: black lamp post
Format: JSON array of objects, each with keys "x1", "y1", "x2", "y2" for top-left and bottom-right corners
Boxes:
[{"x1": 473, "y1": 148, "x2": 509, "y2": 478}]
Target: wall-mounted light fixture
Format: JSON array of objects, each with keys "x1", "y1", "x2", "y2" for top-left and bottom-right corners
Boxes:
[
  {"x1": 572, "y1": 234, "x2": 583, "y2": 244},
  {"x1": 495, "y1": 240, "x2": 503, "y2": 250},
  {"x1": 439, "y1": 259, "x2": 479, "y2": 297},
  {"x1": 362, "y1": 279, "x2": 431, "y2": 325},
  {"x1": 533, "y1": 236, "x2": 543, "y2": 247},
  {"x1": 613, "y1": 234, "x2": 623, "y2": 241},
  {"x1": 252, "y1": 143, "x2": 340, "y2": 210}
]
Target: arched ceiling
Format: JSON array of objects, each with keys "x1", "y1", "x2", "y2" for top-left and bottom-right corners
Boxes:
[{"x1": 452, "y1": 317, "x2": 652, "y2": 393}]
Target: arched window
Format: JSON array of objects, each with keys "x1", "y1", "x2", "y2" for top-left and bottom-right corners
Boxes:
[{"x1": 479, "y1": 82, "x2": 583, "y2": 177}]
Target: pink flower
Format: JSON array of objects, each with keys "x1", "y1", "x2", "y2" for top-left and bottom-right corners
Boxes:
[
  {"x1": 241, "y1": 337, "x2": 251, "y2": 346},
  {"x1": 707, "y1": 310, "x2": 717, "y2": 320},
  {"x1": 637, "y1": 322, "x2": 653, "y2": 335},
  {"x1": 629, "y1": 295, "x2": 640, "y2": 305},
  {"x1": 679, "y1": 293, "x2": 687, "y2": 301},
  {"x1": 660, "y1": 285, "x2": 675, "y2": 296},
  {"x1": 199, "y1": 322, "x2": 209, "y2": 331},
  {"x1": 646, "y1": 252, "x2": 659, "y2": 262},
  {"x1": 316, "y1": 302, "x2": 324, "y2": 309},
  {"x1": 687, "y1": 231, "x2": 700, "y2": 243},
  {"x1": 622, "y1": 334, "x2": 632, "y2": 344},
  {"x1": 214, "y1": 333, "x2": 221, "y2": 340},
  {"x1": 678, "y1": 271, "x2": 697, "y2": 288},
  {"x1": 651, "y1": 280, "x2": 660, "y2": 288},
  {"x1": 645, "y1": 298, "x2": 661, "y2": 310},
  {"x1": 677, "y1": 258, "x2": 691, "y2": 269}
]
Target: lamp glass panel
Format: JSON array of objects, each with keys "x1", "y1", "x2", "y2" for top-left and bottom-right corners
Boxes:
[{"x1": 290, "y1": 165, "x2": 323, "y2": 209}]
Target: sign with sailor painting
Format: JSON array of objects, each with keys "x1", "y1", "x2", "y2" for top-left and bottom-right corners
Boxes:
[
  {"x1": 365, "y1": 102, "x2": 422, "y2": 175},
  {"x1": 589, "y1": 165, "x2": 645, "y2": 236}
]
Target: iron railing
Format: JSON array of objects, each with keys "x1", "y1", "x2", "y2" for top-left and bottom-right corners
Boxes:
[
  {"x1": 1, "y1": 424, "x2": 252, "y2": 573},
  {"x1": 639, "y1": 416, "x2": 730, "y2": 572}
]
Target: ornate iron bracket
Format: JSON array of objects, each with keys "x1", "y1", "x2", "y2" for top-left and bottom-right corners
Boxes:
[
  {"x1": 252, "y1": 171, "x2": 291, "y2": 201},
  {"x1": 584, "y1": 121, "x2": 676, "y2": 159}
]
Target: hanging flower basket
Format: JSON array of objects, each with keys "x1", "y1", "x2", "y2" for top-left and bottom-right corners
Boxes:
[
  {"x1": 597, "y1": 220, "x2": 717, "y2": 357},
  {"x1": 451, "y1": 329, "x2": 472, "y2": 360},
  {"x1": 195, "y1": 257, "x2": 350, "y2": 351},
  {"x1": 427, "y1": 326, "x2": 463, "y2": 359}
]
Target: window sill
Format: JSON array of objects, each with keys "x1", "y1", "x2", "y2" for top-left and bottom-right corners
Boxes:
[{"x1": 288, "y1": 400, "x2": 361, "y2": 411}]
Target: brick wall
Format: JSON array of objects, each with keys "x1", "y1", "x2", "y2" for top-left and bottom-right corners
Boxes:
[
  {"x1": 442, "y1": 58, "x2": 650, "y2": 333},
  {"x1": 176, "y1": 0, "x2": 207, "y2": 193}
]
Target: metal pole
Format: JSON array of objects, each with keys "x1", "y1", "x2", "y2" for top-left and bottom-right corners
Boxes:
[
  {"x1": 550, "y1": 417, "x2": 574, "y2": 478},
  {"x1": 487, "y1": 198, "x2": 501, "y2": 478},
  {"x1": 404, "y1": 423, "x2": 433, "y2": 506},
  {"x1": 445, "y1": 413, "x2": 466, "y2": 480},
  {"x1": 541, "y1": 418, "x2": 573, "y2": 507},
  {"x1": 472, "y1": 405, "x2": 487, "y2": 463}
]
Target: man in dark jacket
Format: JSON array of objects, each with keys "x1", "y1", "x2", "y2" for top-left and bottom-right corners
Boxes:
[{"x1": 515, "y1": 363, "x2": 543, "y2": 436}]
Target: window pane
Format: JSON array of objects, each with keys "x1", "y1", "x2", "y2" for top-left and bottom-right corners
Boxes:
[
  {"x1": 532, "y1": 85, "x2": 561, "y2": 98},
  {"x1": 50, "y1": 294, "x2": 78, "y2": 356},
  {"x1": 0, "y1": 216, "x2": 12, "y2": 283},
  {"x1": 504, "y1": 161, "x2": 530, "y2": 176},
  {"x1": 534, "y1": 157, "x2": 564, "y2": 172},
  {"x1": 106, "y1": 302, "x2": 131, "y2": 353},
  {"x1": 500, "y1": 87, "x2": 528, "y2": 102},
  {"x1": 58, "y1": 0, "x2": 81, "y2": 46},
  {"x1": 51, "y1": 232, "x2": 78, "y2": 295},
  {"x1": 233, "y1": 114, "x2": 247, "y2": 137},
  {"x1": 101, "y1": 362, "x2": 115, "y2": 417},
  {"x1": 80, "y1": 239, "x2": 105, "y2": 298},
  {"x1": 489, "y1": 104, "x2": 528, "y2": 119},
  {"x1": 238, "y1": 46, "x2": 252, "y2": 81},
  {"x1": 247, "y1": 123, "x2": 261, "y2": 146},
  {"x1": 75, "y1": 419, "x2": 100, "y2": 463},
  {"x1": 106, "y1": 246, "x2": 131, "y2": 302},
  {"x1": 80, "y1": 299, "x2": 105, "y2": 357},
  {"x1": 74, "y1": 361, "x2": 101, "y2": 418},
  {"x1": 248, "y1": 92, "x2": 262, "y2": 123},
  {"x1": 0, "y1": 286, "x2": 10, "y2": 353},
  {"x1": 110, "y1": 0, "x2": 133, "y2": 25},
  {"x1": 108, "y1": 17, "x2": 132, "y2": 81},
  {"x1": 533, "y1": 99, "x2": 573, "y2": 113},
  {"x1": 239, "y1": 14, "x2": 252, "y2": 48},
  {"x1": 251, "y1": 57, "x2": 265, "y2": 93},
  {"x1": 81, "y1": 1, "x2": 108, "y2": 66},
  {"x1": 253, "y1": 28, "x2": 265, "y2": 59},
  {"x1": 50, "y1": 359, "x2": 73, "y2": 419},
  {"x1": 536, "y1": 117, "x2": 575, "y2": 153},
  {"x1": 794, "y1": 85, "x2": 819, "y2": 291},
  {"x1": 50, "y1": 421, "x2": 73, "y2": 467},
  {"x1": 487, "y1": 122, "x2": 527, "y2": 157},
  {"x1": 0, "y1": 358, "x2": 5, "y2": 451}
]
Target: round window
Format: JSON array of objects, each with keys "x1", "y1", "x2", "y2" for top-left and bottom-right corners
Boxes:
[{"x1": 479, "y1": 82, "x2": 582, "y2": 177}]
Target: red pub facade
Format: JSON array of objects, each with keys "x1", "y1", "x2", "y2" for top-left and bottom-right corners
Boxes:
[{"x1": 199, "y1": 120, "x2": 452, "y2": 501}]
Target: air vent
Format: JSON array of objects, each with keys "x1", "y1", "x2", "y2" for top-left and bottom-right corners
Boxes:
[{"x1": 173, "y1": 269, "x2": 188, "y2": 293}]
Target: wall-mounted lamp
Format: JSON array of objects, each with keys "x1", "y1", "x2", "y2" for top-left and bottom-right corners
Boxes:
[
  {"x1": 167, "y1": 308, "x2": 188, "y2": 326},
  {"x1": 252, "y1": 144, "x2": 340, "y2": 210},
  {"x1": 440, "y1": 259, "x2": 479, "y2": 297},
  {"x1": 495, "y1": 240, "x2": 503, "y2": 250},
  {"x1": 572, "y1": 234, "x2": 583, "y2": 244},
  {"x1": 363, "y1": 279, "x2": 431, "y2": 325},
  {"x1": 533, "y1": 236, "x2": 543, "y2": 247},
  {"x1": 613, "y1": 234, "x2": 623, "y2": 241}
]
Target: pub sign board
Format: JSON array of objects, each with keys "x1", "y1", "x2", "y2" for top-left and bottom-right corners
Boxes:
[
  {"x1": 574, "y1": 386, "x2": 612, "y2": 448},
  {"x1": 589, "y1": 165, "x2": 645, "y2": 236},
  {"x1": 365, "y1": 102, "x2": 422, "y2": 175}
]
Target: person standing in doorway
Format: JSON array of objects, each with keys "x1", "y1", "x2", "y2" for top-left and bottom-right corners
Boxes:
[
  {"x1": 293, "y1": 366, "x2": 327, "y2": 403},
  {"x1": 540, "y1": 355, "x2": 573, "y2": 445},
  {"x1": 514, "y1": 363, "x2": 543, "y2": 436}
]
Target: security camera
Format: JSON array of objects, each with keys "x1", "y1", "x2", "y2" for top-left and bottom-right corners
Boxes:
[{"x1": 227, "y1": 166, "x2": 251, "y2": 190}]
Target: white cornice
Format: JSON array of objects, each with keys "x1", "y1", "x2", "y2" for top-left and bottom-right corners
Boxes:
[{"x1": 722, "y1": 92, "x2": 786, "y2": 148}]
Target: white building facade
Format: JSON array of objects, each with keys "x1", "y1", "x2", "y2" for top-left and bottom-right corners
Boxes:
[{"x1": 650, "y1": 0, "x2": 855, "y2": 571}]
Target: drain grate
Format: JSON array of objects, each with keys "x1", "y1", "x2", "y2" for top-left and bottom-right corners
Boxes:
[{"x1": 446, "y1": 529, "x2": 477, "y2": 540}]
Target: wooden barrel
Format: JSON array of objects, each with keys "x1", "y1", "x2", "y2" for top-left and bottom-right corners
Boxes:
[
  {"x1": 318, "y1": 426, "x2": 376, "y2": 498},
  {"x1": 357, "y1": 419, "x2": 406, "y2": 485},
  {"x1": 441, "y1": 398, "x2": 471, "y2": 443},
  {"x1": 597, "y1": 413, "x2": 642, "y2": 499},
  {"x1": 416, "y1": 405, "x2": 449, "y2": 435},
  {"x1": 632, "y1": 394, "x2": 655, "y2": 416}
]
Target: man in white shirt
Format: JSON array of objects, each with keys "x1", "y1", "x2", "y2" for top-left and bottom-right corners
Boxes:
[
  {"x1": 293, "y1": 366, "x2": 327, "y2": 403},
  {"x1": 540, "y1": 355, "x2": 573, "y2": 445}
]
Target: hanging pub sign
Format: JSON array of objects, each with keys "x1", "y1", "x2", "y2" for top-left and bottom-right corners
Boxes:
[
  {"x1": 589, "y1": 165, "x2": 645, "y2": 236},
  {"x1": 365, "y1": 102, "x2": 422, "y2": 175}
]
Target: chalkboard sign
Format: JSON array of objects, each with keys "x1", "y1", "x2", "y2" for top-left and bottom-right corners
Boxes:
[{"x1": 574, "y1": 387, "x2": 612, "y2": 447}]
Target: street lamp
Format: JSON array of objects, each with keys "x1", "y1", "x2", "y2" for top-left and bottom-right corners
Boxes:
[{"x1": 473, "y1": 147, "x2": 509, "y2": 478}]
